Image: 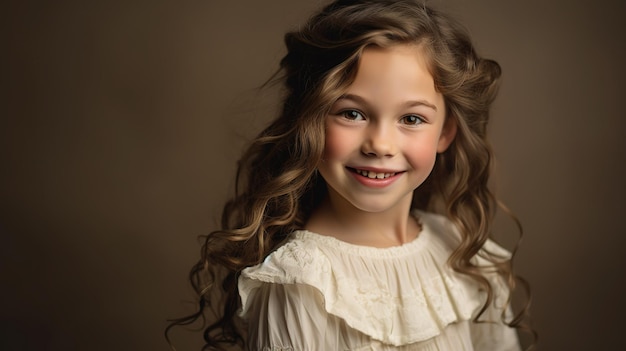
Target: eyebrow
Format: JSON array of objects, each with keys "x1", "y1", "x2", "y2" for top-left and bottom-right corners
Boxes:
[{"x1": 337, "y1": 93, "x2": 438, "y2": 112}]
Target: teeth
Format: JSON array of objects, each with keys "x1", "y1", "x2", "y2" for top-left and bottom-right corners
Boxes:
[{"x1": 355, "y1": 169, "x2": 395, "y2": 179}]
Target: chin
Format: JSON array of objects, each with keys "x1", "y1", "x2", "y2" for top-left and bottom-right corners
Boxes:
[{"x1": 344, "y1": 195, "x2": 411, "y2": 214}]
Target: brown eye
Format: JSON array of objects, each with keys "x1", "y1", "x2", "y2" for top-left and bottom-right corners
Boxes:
[
  {"x1": 342, "y1": 110, "x2": 365, "y2": 121},
  {"x1": 401, "y1": 115, "x2": 424, "y2": 125}
]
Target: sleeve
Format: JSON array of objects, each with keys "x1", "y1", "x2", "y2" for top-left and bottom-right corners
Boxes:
[
  {"x1": 469, "y1": 304, "x2": 521, "y2": 351},
  {"x1": 468, "y1": 238, "x2": 522, "y2": 351},
  {"x1": 244, "y1": 282, "x2": 348, "y2": 351}
]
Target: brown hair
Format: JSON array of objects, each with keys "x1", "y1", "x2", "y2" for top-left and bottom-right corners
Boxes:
[{"x1": 167, "y1": 0, "x2": 534, "y2": 349}]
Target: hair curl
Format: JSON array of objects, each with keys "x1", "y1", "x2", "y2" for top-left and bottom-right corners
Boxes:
[{"x1": 167, "y1": 0, "x2": 535, "y2": 349}]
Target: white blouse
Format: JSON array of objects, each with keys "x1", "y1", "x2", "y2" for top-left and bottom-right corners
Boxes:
[{"x1": 238, "y1": 211, "x2": 521, "y2": 351}]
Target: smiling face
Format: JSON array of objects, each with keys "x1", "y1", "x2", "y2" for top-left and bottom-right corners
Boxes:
[{"x1": 318, "y1": 44, "x2": 456, "y2": 215}]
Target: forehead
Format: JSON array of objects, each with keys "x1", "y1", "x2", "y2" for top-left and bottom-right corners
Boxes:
[
  {"x1": 356, "y1": 44, "x2": 431, "y2": 79},
  {"x1": 342, "y1": 44, "x2": 442, "y2": 111}
]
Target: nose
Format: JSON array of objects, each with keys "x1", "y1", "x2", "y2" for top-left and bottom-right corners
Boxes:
[{"x1": 361, "y1": 122, "x2": 397, "y2": 157}]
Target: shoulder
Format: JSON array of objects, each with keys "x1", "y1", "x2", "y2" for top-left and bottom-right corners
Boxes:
[
  {"x1": 240, "y1": 233, "x2": 331, "y2": 285},
  {"x1": 416, "y1": 210, "x2": 513, "y2": 298},
  {"x1": 416, "y1": 210, "x2": 512, "y2": 258},
  {"x1": 413, "y1": 210, "x2": 463, "y2": 257},
  {"x1": 238, "y1": 232, "x2": 333, "y2": 315}
]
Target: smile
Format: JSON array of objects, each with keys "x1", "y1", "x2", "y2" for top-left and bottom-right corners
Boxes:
[
  {"x1": 346, "y1": 167, "x2": 403, "y2": 188},
  {"x1": 354, "y1": 169, "x2": 396, "y2": 179}
]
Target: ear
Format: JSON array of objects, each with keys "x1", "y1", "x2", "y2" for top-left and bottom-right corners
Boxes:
[{"x1": 436, "y1": 115, "x2": 457, "y2": 153}]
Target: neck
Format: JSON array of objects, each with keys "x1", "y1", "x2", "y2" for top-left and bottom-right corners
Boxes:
[{"x1": 305, "y1": 190, "x2": 420, "y2": 248}]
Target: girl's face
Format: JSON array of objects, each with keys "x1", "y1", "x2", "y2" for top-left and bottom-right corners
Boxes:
[{"x1": 318, "y1": 44, "x2": 456, "y2": 214}]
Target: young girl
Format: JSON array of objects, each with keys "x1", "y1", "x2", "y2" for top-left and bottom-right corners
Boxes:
[{"x1": 169, "y1": 0, "x2": 533, "y2": 349}]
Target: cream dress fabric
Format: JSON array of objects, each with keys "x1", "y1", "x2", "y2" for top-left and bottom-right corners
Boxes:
[{"x1": 238, "y1": 211, "x2": 521, "y2": 351}]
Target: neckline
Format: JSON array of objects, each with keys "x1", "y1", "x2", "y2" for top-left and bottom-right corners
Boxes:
[{"x1": 293, "y1": 210, "x2": 431, "y2": 258}]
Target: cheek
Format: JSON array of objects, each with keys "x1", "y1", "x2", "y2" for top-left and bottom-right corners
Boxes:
[
  {"x1": 404, "y1": 135, "x2": 440, "y2": 165},
  {"x1": 323, "y1": 125, "x2": 355, "y2": 160}
]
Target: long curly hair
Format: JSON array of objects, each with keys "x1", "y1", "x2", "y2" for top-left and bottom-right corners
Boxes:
[{"x1": 167, "y1": 0, "x2": 534, "y2": 349}]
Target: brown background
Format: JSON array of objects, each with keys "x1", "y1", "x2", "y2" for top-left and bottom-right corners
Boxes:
[{"x1": 2, "y1": 0, "x2": 625, "y2": 350}]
